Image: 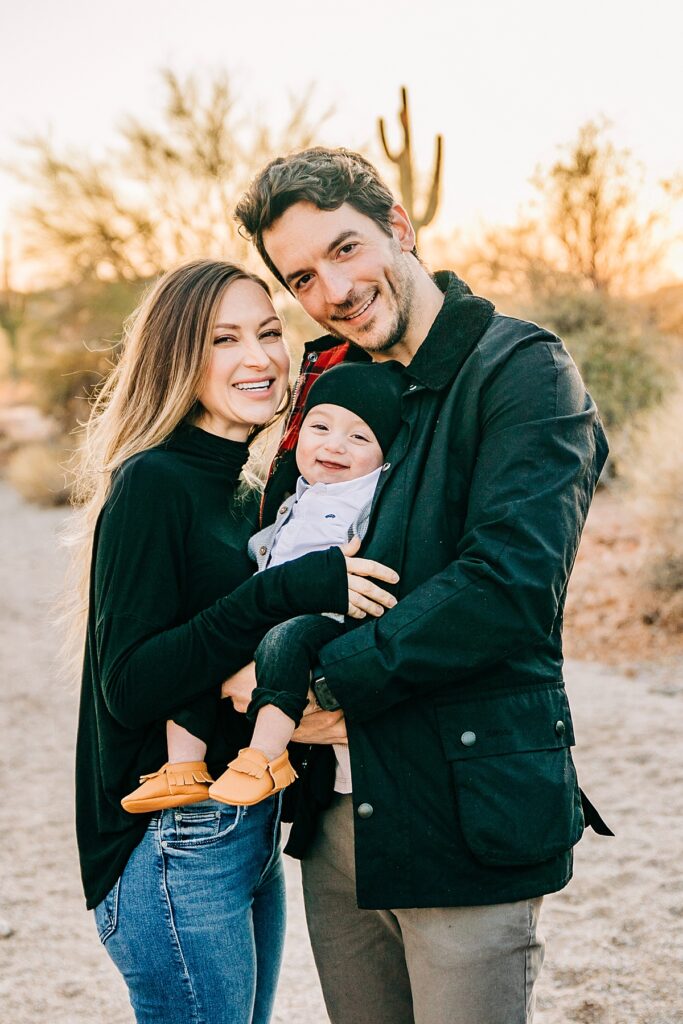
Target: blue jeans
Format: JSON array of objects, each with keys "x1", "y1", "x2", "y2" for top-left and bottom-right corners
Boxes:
[{"x1": 93, "y1": 796, "x2": 286, "y2": 1024}]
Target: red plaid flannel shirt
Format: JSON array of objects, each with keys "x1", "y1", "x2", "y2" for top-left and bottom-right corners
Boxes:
[
  {"x1": 278, "y1": 341, "x2": 351, "y2": 454},
  {"x1": 259, "y1": 339, "x2": 351, "y2": 525}
]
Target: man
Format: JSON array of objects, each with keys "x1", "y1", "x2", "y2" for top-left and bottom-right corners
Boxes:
[{"x1": 234, "y1": 148, "x2": 611, "y2": 1024}]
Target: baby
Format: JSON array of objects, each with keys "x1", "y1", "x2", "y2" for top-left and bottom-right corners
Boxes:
[{"x1": 121, "y1": 360, "x2": 404, "y2": 812}]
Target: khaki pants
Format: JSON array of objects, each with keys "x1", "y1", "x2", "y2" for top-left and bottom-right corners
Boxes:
[{"x1": 301, "y1": 795, "x2": 545, "y2": 1024}]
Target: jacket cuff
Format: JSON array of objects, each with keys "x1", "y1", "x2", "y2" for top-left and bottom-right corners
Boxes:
[
  {"x1": 315, "y1": 621, "x2": 397, "y2": 722},
  {"x1": 280, "y1": 546, "x2": 348, "y2": 616}
]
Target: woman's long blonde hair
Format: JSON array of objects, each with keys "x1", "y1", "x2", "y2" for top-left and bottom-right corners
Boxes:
[{"x1": 63, "y1": 259, "x2": 286, "y2": 678}]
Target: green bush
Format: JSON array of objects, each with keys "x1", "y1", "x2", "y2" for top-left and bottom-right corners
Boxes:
[
  {"x1": 24, "y1": 277, "x2": 145, "y2": 433},
  {"x1": 526, "y1": 289, "x2": 672, "y2": 430},
  {"x1": 31, "y1": 342, "x2": 113, "y2": 433}
]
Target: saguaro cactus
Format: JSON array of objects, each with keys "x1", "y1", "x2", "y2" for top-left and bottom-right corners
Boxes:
[{"x1": 378, "y1": 87, "x2": 443, "y2": 242}]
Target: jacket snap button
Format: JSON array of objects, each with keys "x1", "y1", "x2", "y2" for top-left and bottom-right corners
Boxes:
[
  {"x1": 382, "y1": 462, "x2": 391, "y2": 471},
  {"x1": 259, "y1": 545, "x2": 267, "y2": 556},
  {"x1": 279, "y1": 505, "x2": 288, "y2": 515},
  {"x1": 555, "y1": 720, "x2": 566, "y2": 736},
  {"x1": 460, "y1": 731, "x2": 477, "y2": 747},
  {"x1": 357, "y1": 802, "x2": 374, "y2": 819},
  {"x1": 408, "y1": 383, "x2": 418, "y2": 392}
]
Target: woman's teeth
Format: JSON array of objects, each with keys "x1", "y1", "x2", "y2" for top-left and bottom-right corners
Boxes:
[{"x1": 234, "y1": 381, "x2": 271, "y2": 391}]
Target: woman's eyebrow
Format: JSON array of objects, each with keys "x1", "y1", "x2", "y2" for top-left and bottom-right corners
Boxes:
[{"x1": 214, "y1": 316, "x2": 281, "y2": 330}]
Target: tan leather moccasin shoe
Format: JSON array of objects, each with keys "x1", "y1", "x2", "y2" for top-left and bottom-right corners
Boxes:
[
  {"x1": 121, "y1": 761, "x2": 214, "y2": 814},
  {"x1": 208, "y1": 748, "x2": 297, "y2": 807}
]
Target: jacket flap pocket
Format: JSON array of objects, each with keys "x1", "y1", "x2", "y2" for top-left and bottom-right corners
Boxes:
[
  {"x1": 437, "y1": 685, "x2": 575, "y2": 761},
  {"x1": 436, "y1": 685, "x2": 583, "y2": 867}
]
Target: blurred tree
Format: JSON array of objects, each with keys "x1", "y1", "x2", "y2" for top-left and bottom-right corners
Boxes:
[
  {"x1": 14, "y1": 70, "x2": 330, "y2": 285},
  {"x1": 466, "y1": 120, "x2": 669, "y2": 297},
  {"x1": 536, "y1": 120, "x2": 662, "y2": 293},
  {"x1": 662, "y1": 172, "x2": 683, "y2": 200},
  {"x1": 378, "y1": 86, "x2": 443, "y2": 244}
]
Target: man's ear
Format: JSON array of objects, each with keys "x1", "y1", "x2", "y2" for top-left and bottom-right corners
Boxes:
[{"x1": 388, "y1": 204, "x2": 416, "y2": 253}]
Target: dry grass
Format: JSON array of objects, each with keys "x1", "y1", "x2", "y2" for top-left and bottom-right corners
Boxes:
[
  {"x1": 563, "y1": 380, "x2": 683, "y2": 663},
  {"x1": 564, "y1": 489, "x2": 683, "y2": 664},
  {"x1": 620, "y1": 380, "x2": 683, "y2": 604}
]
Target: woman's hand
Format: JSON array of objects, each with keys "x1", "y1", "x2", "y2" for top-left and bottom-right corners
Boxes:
[
  {"x1": 291, "y1": 708, "x2": 348, "y2": 745},
  {"x1": 221, "y1": 662, "x2": 257, "y2": 713},
  {"x1": 341, "y1": 537, "x2": 399, "y2": 620}
]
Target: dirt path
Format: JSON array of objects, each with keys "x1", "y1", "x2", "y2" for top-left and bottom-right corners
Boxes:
[{"x1": 1, "y1": 482, "x2": 682, "y2": 1023}]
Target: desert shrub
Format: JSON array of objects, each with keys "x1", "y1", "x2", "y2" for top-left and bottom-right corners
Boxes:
[
  {"x1": 641, "y1": 283, "x2": 683, "y2": 339},
  {"x1": 6, "y1": 441, "x2": 71, "y2": 506},
  {"x1": 620, "y1": 380, "x2": 683, "y2": 607},
  {"x1": 565, "y1": 321, "x2": 668, "y2": 430},
  {"x1": 31, "y1": 342, "x2": 113, "y2": 434},
  {"x1": 24, "y1": 277, "x2": 147, "y2": 433},
  {"x1": 525, "y1": 288, "x2": 672, "y2": 431}
]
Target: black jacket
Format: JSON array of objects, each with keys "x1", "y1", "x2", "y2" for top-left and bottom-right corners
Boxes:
[{"x1": 270, "y1": 272, "x2": 610, "y2": 909}]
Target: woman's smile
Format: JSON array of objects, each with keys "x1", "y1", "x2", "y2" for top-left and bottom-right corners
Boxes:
[{"x1": 232, "y1": 376, "x2": 278, "y2": 398}]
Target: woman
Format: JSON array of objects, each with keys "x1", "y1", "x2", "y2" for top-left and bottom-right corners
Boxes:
[{"x1": 71, "y1": 260, "x2": 395, "y2": 1024}]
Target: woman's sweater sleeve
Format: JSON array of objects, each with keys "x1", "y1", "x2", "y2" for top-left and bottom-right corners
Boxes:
[{"x1": 93, "y1": 457, "x2": 348, "y2": 729}]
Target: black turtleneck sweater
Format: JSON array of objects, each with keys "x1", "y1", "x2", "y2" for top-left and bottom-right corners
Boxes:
[{"x1": 75, "y1": 423, "x2": 347, "y2": 910}]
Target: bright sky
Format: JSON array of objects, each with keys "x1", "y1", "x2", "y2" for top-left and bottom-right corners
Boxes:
[{"x1": 2, "y1": 0, "x2": 682, "y2": 282}]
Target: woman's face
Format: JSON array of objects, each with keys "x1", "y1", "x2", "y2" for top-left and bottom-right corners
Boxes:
[{"x1": 196, "y1": 279, "x2": 290, "y2": 441}]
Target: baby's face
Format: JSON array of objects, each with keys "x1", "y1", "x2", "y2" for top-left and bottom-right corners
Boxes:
[{"x1": 297, "y1": 403, "x2": 384, "y2": 485}]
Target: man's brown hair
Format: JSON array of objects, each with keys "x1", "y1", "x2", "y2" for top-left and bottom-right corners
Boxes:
[{"x1": 235, "y1": 147, "x2": 402, "y2": 287}]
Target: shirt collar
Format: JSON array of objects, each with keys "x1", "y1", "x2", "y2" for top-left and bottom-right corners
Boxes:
[
  {"x1": 296, "y1": 465, "x2": 382, "y2": 500},
  {"x1": 403, "y1": 272, "x2": 495, "y2": 391}
]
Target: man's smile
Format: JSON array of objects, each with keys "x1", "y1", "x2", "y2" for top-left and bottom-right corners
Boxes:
[{"x1": 333, "y1": 290, "x2": 378, "y2": 323}]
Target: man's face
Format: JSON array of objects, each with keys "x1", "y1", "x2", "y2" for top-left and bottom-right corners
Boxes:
[{"x1": 263, "y1": 202, "x2": 416, "y2": 356}]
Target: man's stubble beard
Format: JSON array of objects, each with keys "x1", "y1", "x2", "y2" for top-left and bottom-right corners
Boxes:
[{"x1": 326, "y1": 253, "x2": 416, "y2": 356}]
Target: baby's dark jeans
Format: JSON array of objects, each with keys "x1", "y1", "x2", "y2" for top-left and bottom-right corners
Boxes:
[{"x1": 248, "y1": 615, "x2": 344, "y2": 726}]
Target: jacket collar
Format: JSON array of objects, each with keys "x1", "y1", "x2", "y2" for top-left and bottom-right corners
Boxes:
[
  {"x1": 404, "y1": 272, "x2": 494, "y2": 390},
  {"x1": 302, "y1": 272, "x2": 495, "y2": 390}
]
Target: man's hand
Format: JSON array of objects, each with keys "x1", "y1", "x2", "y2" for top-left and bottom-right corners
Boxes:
[
  {"x1": 291, "y1": 708, "x2": 348, "y2": 745},
  {"x1": 221, "y1": 662, "x2": 257, "y2": 713},
  {"x1": 341, "y1": 536, "x2": 399, "y2": 620}
]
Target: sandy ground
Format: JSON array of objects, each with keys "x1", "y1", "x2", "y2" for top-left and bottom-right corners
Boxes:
[{"x1": 1, "y1": 480, "x2": 682, "y2": 1024}]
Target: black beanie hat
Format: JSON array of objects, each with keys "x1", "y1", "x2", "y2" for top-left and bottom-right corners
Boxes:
[{"x1": 302, "y1": 360, "x2": 405, "y2": 455}]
